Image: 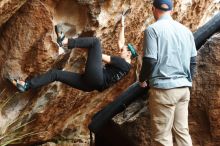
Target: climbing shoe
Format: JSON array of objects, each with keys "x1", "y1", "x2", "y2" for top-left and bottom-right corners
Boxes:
[
  {"x1": 7, "y1": 77, "x2": 30, "y2": 93},
  {"x1": 55, "y1": 25, "x2": 65, "y2": 47},
  {"x1": 16, "y1": 80, "x2": 30, "y2": 92}
]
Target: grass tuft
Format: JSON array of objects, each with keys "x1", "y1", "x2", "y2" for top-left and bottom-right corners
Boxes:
[{"x1": 0, "y1": 89, "x2": 43, "y2": 145}]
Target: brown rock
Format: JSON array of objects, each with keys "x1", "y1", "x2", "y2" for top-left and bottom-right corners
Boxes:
[
  {"x1": 0, "y1": 0, "x2": 56, "y2": 79},
  {"x1": 191, "y1": 32, "x2": 220, "y2": 143},
  {"x1": 173, "y1": 0, "x2": 220, "y2": 31},
  {"x1": 0, "y1": 0, "x2": 219, "y2": 145},
  {"x1": 0, "y1": 0, "x2": 57, "y2": 144},
  {"x1": 0, "y1": 0, "x2": 27, "y2": 27}
]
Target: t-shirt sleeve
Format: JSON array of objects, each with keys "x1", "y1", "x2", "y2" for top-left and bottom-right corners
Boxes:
[
  {"x1": 110, "y1": 56, "x2": 130, "y2": 71},
  {"x1": 190, "y1": 32, "x2": 197, "y2": 57},
  {"x1": 143, "y1": 27, "x2": 158, "y2": 59}
]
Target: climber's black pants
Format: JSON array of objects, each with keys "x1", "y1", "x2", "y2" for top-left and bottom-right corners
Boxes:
[{"x1": 27, "y1": 37, "x2": 104, "y2": 92}]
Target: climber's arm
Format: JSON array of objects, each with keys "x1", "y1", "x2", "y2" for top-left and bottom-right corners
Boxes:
[
  {"x1": 118, "y1": 15, "x2": 125, "y2": 50},
  {"x1": 102, "y1": 54, "x2": 111, "y2": 63}
]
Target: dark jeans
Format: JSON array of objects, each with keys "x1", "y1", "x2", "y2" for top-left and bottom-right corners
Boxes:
[{"x1": 27, "y1": 37, "x2": 104, "y2": 92}]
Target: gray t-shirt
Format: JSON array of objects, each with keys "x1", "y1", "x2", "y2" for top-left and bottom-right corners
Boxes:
[{"x1": 143, "y1": 14, "x2": 197, "y2": 89}]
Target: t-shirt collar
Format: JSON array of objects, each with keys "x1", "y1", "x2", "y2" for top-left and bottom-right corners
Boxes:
[{"x1": 158, "y1": 14, "x2": 173, "y2": 21}]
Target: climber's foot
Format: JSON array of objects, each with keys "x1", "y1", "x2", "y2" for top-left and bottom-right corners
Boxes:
[
  {"x1": 7, "y1": 77, "x2": 30, "y2": 92},
  {"x1": 55, "y1": 25, "x2": 65, "y2": 47}
]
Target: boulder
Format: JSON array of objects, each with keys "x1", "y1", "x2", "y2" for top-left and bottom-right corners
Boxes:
[
  {"x1": 0, "y1": 0, "x2": 27, "y2": 27},
  {"x1": 0, "y1": 0, "x2": 219, "y2": 145},
  {"x1": 191, "y1": 32, "x2": 220, "y2": 145}
]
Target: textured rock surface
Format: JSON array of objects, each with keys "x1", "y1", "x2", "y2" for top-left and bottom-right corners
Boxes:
[
  {"x1": 0, "y1": 0, "x2": 27, "y2": 27},
  {"x1": 0, "y1": 0, "x2": 219, "y2": 145},
  {"x1": 173, "y1": 0, "x2": 220, "y2": 31},
  {"x1": 0, "y1": 0, "x2": 58, "y2": 144},
  {"x1": 191, "y1": 32, "x2": 220, "y2": 145}
]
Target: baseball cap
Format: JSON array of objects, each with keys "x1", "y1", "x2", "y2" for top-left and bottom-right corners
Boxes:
[{"x1": 153, "y1": 0, "x2": 173, "y2": 11}]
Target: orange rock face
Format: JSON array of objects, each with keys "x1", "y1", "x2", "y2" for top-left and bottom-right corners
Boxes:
[
  {"x1": 190, "y1": 33, "x2": 220, "y2": 146},
  {"x1": 0, "y1": 0, "x2": 219, "y2": 145},
  {"x1": 0, "y1": 0, "x2": 27, "y2": 27}
]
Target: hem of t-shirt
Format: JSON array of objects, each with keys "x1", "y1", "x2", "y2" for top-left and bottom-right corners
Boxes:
[
  {"x1": 144, "y1": 54, "x2": 157, "y2": 60},
  {"x1": 149, "y1": 78, "x2": 192, "y2": 89},
  {"x1": 191, "y1": 54, "x2": 197, "y2": 57}
]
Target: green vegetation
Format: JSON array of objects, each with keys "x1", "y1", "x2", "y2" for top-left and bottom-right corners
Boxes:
[{"x1": 0, "y1": 89, "x2": 40, "y2": 146}]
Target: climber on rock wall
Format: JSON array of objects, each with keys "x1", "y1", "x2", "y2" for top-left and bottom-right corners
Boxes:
[{"x1": 8, "y1": 14, "x2": 138, "y2": 93}]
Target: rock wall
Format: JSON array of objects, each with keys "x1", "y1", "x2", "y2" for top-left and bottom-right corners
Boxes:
[
  {"x1": 0, "y1": 0, "x2": 219, "y2": 145},
  {"x1": 191, "y1": 32, "x2": 220, "y2": 145},
  {"x1": 0, "y1": 0, "x2": 27, "y2": 27}
]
